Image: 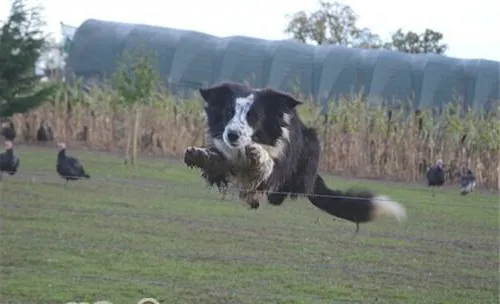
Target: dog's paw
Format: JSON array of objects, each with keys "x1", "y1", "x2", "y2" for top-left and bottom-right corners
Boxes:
[
  {"x1": 239, "y1": 190, "x2": 261, "y2": 210},
  {"x1": 184, "y1": 146, "x2": 209, "y2": 168},
  {"x1": 245, "y1": 144, "x2": 263, "y2": 165}
]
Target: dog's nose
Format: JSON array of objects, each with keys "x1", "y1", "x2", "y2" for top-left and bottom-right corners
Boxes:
[{"x1": 226, "y1": 130, "x2": 240, "y2": 144}]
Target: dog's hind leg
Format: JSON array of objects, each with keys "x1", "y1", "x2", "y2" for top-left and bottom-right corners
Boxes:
[{"x1": 267, "y1": 183, "x2": 291, "y2": 206}]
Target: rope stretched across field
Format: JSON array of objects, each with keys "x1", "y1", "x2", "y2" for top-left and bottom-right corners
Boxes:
[
  {"x1": 1, "y1": 169, "x2": 497, "y2": 241},
  {"x1": 0, "y1": 169, "x2": 496, "y2": 210}
]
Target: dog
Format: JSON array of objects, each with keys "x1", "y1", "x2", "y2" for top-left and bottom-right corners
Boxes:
[{"x1": 184, "y1": 81, "x2": 407, "y2": 232}]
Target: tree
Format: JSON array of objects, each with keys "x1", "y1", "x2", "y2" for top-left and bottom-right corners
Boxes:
[
  {"x1": 284, "y1": 0, "x2": 447, "y2": 55},
  {"x1": 284, "y1": 0, "x2": 384, "y2": 49},
  {"x1": 389, "y1": 28, "x2": 447, "y2": 54},
  {"x1": 112, "y1": 48, "x2": 160, "y2": 166},
  {"x1": 0, "y1": 0, "x2": 55, "y2": 118}
]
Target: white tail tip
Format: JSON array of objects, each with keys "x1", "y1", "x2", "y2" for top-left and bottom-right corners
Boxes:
[{"x1": 372, "y1": 195, "x2": 407, "y2": 222}]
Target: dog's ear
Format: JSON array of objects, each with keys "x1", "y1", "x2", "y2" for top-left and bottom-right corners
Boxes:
[
  {"x1": 199, "y1": 82, "x2": 248, "y2": 105},
  {"x1": 258, "y1": 88, "x2": 302, "y2": 109}
]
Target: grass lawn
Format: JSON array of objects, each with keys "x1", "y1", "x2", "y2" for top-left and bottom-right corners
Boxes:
[{"x1": 0, "y1": 145, "x2": 498, "y2": 304}]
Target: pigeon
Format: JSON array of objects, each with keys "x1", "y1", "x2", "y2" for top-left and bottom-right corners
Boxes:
[
  {"x1": 0, "y1": 140, "x2": 20, "y2": 179},
  {"x1": 56, "y1": 142, "x2": 90, "y2": 185},
  {"x1": 460, "y1": 169, "x2": 476, "y2": 196},
  {"x1": 426, "y1": 159, "x2": 445, "y2": 197}
]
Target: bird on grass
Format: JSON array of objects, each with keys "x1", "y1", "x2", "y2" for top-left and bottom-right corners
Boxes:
[
  {"x1": 426, "y1": 159, "x2": 445, "y2": 197},
  {"x1": 1, "y1": 121, "x2": 16, "y2": 141},
  {"x1": 460, "y1": 169, "x2": 476, "y2": 196},
  {"x1": 0, "y1": 140, "x2": 20, "y2": 180},
  {"x1": 56, "y1": 142, "x2": 90, "y2": 185}
]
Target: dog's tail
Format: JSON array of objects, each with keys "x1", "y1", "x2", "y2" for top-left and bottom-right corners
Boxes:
[{"x1": 307, "y1": 175, "x2": 407, "y2": 224}]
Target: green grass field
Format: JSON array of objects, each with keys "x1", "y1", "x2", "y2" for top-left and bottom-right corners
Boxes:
[{"x1": 0, "y1": 145, "x2": 498, "y2": 304}]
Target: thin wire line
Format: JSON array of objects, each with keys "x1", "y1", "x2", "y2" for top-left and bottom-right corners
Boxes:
[
  {"x1": 1, "y1": 170, "x2": 498, "y2": 209},
  {"x1": 2, "y1": 174, "x2": 498, "y2": 249}
]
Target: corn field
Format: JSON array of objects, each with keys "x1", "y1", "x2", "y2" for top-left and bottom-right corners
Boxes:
[{"x1": 6, "y1": 80, "x2": 500, "y2": 189}]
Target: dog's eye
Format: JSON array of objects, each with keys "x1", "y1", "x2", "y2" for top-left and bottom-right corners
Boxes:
[{"x1": 246, "y1": 109, "x2": 258, "y2": 124}]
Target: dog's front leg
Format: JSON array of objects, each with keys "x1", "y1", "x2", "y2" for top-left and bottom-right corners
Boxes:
[
  {"x1": 245, "y1": 144, "x2": 274, "y2": 182},
  {"x1": 239, "y1": 144, "x2": 275, "y2": 209},
  {"x1": 184, "y1": 146, "x2": 231, "y2": 193}
]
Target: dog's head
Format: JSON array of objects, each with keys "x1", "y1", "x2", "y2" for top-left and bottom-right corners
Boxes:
[{"x1": 200, "y1": 82, "x2": 302, "y2": 151}]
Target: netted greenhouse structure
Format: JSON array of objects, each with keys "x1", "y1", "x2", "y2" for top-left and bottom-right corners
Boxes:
[{"x1": 66, "y1": 19, "x2": 500, "y2": 112}]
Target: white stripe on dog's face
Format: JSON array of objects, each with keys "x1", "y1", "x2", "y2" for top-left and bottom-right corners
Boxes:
[{"x1": 222, "y1": 94, "x2": 255, "y2": 149}]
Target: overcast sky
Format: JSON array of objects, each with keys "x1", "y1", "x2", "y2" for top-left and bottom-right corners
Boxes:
[{"x1": 1, "y1": 0, "x2": 500, "y2": 61}]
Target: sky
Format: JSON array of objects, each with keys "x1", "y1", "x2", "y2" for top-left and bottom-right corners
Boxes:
[{"x1": 1, "y1": 0, "x2": 500, "y2": 62}]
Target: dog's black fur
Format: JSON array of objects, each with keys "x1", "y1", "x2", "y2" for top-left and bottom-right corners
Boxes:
[{"x1": 184, "y1": 81, "x2": 406, "y2": 229}]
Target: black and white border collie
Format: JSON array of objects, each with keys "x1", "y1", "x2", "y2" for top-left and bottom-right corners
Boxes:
[{"x1": 184, "y1": 81, "x2": 407, "y2": 231}]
